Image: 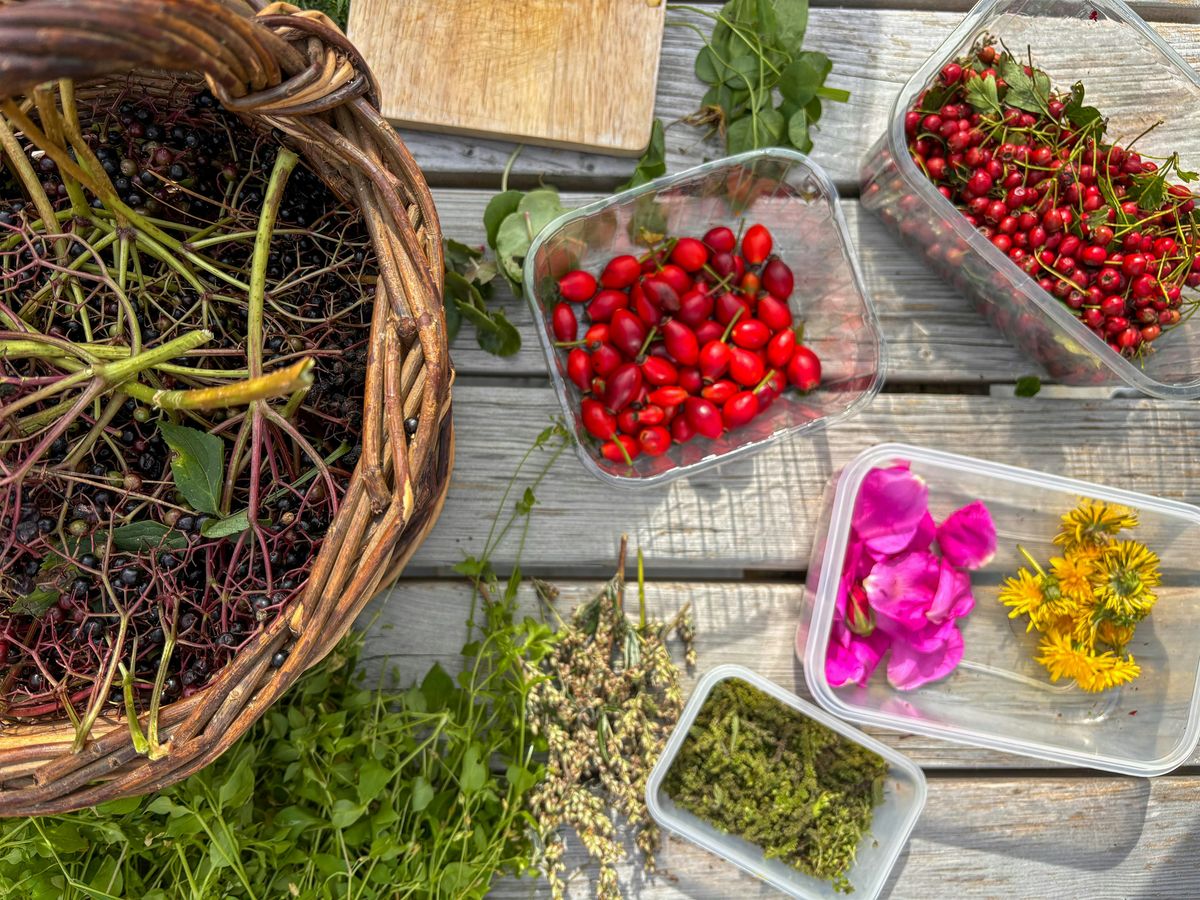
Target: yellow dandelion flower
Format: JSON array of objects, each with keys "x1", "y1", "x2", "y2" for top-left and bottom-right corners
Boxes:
[
  {"x1": 1096, "y1": 620, "x2": 1135, "y2": 652},
  {"x1": 1069, "y1": 610, "x2": 1101, "y2": 649},
  {"x1": 1093, "y1": 539, "x2": 1161, "y2": 621},
  {"x1": 1050, "y1": 555, "x2": 1095, "y2": 602},
  {"x1": 1067, "y1": 541, "x2": 1105, "y2": 566},
  {"x1": 1055, "y1": 499, "x2": 1138, "y2": 551},
  {"x1": 998, "y1": 568, "x2": 1044, "y2": 626},
  {"x1": 1035, "y1": 632, "x2": 1141, "y2": 692}
]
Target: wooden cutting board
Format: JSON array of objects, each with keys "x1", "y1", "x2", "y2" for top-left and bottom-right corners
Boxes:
[{"x1": 346, "y1": 0, "x2": 666, "y2": 156}]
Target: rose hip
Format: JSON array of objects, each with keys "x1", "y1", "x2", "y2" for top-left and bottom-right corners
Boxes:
[
  {"x1": 722, "y1": 392, "x2": 759, "y2": 428},
  {"x1": 761, "y1": 259, "x2": 794, "y2": 299},
  {"x1": 601, "y1": 434, "x2": 639, "y2": 463},
  {"x1": 702, "y1": 226, "x2": 736, "y2": 254},
  {"x1": 604, "y1": 363, "x2": 643, "y2": 411},
  {"x1": 558, "y1": 269, "x2": 597, "y2": 303},
  {"x1": 684, "y1": 397, "x2": 724, "y2": 439},
  {"x1": 670, "y1": 237, "x2": 709, "y2": 272},
  {"x1": 741, "y1": 224, "x2": 773, "y2": 264},
  {"x1": 582, "y1": 399, "x2": 618, "y2": 441},
  {"x1": 552, "y1": 302, "x2": 577, "y2": 343},
  {"x1": 600, "y1": 255, "x2": 641, "y2": 289},
  {"x1": 586, "y1": 289, "x2": 629, "y2": 323},
  {"x1": 786, "y1": 346, "x2": 821, "y2": 391},
  {"x1": 663, "y1": 320, "x2": 699, "y2": 366},
  {"x1": 567, "y1": 347, "x2": 592, "y2": 391}
]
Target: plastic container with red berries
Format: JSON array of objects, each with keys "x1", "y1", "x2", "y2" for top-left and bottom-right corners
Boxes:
[
  {"x1": 861, "y1": 0, "x2": 1200, "y2": 399},
  {"x1": 525, "y1": 150, "x2": 885, "y2": 488}
]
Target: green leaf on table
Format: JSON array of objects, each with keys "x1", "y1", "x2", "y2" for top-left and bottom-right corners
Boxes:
[
  {"x1": 158, "y1": 421, "x2": 223, "y2": 515},
  {"x1": 805, "y1": 95, "x2": 823, "y2": 125},
  {"x1": 787, "y1": 109, "x2": 811, "y2": 153},
  {"x1": 757, "y1": 106, "x2": 786, "y2": 144},
  {"x1": 458, "y1": 303, "x2": 520, "y2": 357},
  {"x1": 965, "y1": 74, "x2": 1002, "y2": 114},
  {"x1": 722, "y1": 54, "x2": 761, "y2": 91},
  {"x1": 726, "y1": 115, "x2": 760, "y2": 154},
  {"x1": 444, "y1": 291, "x2": 463, "y2": 342},
  {"x1": 772, "y1": 0, "x2": 808, "y2": 46},
  {"x1": 493, "y1": 188, "x2": 569, "y2": 288},
  {"x1": 420, "y1": 663, "x2": 456, "y2": 711},
  {"x1": 1015, "y1": 375, "x2": 1042, "y2": 398},
  {"x1": 8, "y1": 587, "x2": 59, "y2": 618},
  {"x1": 780, "y1": 51, "x2": 831, "y2": 106},
  {"x1": 618, "y1": 119, "x2": 667, "y2": 191},
  {"x1": 483, "y1": 190, "x2": 522, "y2": 250},
  {"x1": 695, "y1": 44, "x2": 725, "y2": 86}
]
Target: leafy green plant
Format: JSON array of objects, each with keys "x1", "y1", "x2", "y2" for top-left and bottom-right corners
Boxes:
[
  {"x1": 0, "y1": 423, "x2": 573, "y2": 900},
  {"x1": 293, "y1": 0, "x2": 350, "y2": 30},
  {"x1": 675, "y1": 0, "x2": 849, "y2": 154}
]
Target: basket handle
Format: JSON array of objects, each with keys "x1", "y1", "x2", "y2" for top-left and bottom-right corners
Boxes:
[{"x1": 0, "y1": 0, "x2": 306, "y2": 101}]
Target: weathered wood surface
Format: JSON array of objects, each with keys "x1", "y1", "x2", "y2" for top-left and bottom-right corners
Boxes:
[
  {"x1": 360, "y1": 580, "x2": 1200, "y2": 769},
  {"x1": 435, "y1": 189, "x2": 1034, "y2": 385},
  {"x1": 488, "y1": 774, "x2": 1200, "y2": 898},
  {"x1": 405, "y1": 386, "x2": 1200, "y2": 574},
  {"x1": 402, "y1": 9, "x2": 1200, "y2": 191}
]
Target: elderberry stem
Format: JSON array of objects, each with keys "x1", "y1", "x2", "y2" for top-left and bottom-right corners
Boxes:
[
  {"x1": 99, "y1": 329, "x2": 212, "y2": 385},
  {"x1": 0, "y1": 112, "x2": 63, "y2": 261},
  {"x1": 146, "y1": 358, "x2": 314, "y2": 411},
  {"x1": 248, "y1": 149, "x2": 300, "y2": 379}
]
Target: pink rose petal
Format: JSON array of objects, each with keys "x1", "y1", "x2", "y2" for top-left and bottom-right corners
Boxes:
[
  {"x1": 864, "y1": 551, "x2": 940, "y2": 635},
  {"x1": 936, "y1": 500, "x2": 997, "y2": 570},
  {"x1": 887, "y1": 620, "x2": 964, "y2": 690},
  {"x1": 928, "y1": 558, "x2": 975, "y2": 624},
  {"x1": 853, "y1": 464, "x2": 930, "y2": 556},
  {"x1": 826, "y1": 624, "x2": 889, "y2": 687}
]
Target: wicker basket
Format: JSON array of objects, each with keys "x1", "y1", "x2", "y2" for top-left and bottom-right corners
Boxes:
[{"x1": 0, "y1": 0, "x2": 451, "y2": 814}]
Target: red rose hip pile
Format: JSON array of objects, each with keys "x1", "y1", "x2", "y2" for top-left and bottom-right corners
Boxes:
[
  {"x1": 907, "y1": 40, "x2": 1200, "y2": 359},
  {"x1": 548, "y1": 224, "x2": 822, "y2": 466}
]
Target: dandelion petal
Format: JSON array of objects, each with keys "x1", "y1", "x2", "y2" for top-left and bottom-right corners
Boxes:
[{"x1": 937, "y1": 500, "x2": 997, "y2": 570}]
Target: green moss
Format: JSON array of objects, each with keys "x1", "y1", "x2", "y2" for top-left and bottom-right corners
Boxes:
[{"x1": 663, "y1": 679, "x2": 888, "y2": 893}]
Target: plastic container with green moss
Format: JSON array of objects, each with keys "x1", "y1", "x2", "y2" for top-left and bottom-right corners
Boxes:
[{"x1": 645, "y1": 665, "x2": 925, "y2": 898}]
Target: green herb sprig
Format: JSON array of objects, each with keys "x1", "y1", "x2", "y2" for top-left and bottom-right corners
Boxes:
[{"x1": 674, "y1": 0, "x2": 849, "y2": 155}]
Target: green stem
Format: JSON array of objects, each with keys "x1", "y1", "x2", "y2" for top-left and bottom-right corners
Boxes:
[{"x1": 248, "y1": 149, "x2": 300, "y2": 379}]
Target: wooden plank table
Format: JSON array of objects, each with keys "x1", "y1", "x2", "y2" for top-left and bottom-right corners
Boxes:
[{"x1": 360, "y1": 3, "x2": 1200, "y2": 896}]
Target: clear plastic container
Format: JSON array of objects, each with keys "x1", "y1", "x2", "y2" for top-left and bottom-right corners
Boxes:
[
  {"x1": 525, "y1": 149, "x2": 885, "y2": 488},
  {"x1": 860, "y1": 0, "x2": 1200, "y2": 399},
  {"x1": 797, "y1": 443, "x2": 1200, "y2": 776},
  {"x1": 645, "y1": 665, "x2": 925, "y2": 899}
]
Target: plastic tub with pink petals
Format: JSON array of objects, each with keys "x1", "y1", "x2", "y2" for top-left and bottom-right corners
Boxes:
[{"x1": 797, "y1": 442, "x2": 1200, "y2": 776}]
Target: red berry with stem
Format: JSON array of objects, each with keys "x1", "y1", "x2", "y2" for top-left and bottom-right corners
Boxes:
[
  {"x1": 567, "y1": 348, "x2": 592, "y2": 391},
  {"x1": 756, "y1": 295, "x2": 793, "y2": 331},
  {"x1": 694, "y1": 318, "x2": 723, "y2": 346},
  {"x1": 558, "y1": 269, "x2": 597, "y2": 302},
  {"x1": 731, "y1": 319, "x2": 771, "y2": 350},
  {"x1": 610, "y1": 308, "x2": 647, "y2": 358},
  {"x1": 786, "y1": 346, "x2": 821, "y2": 391},
  {"x1": 677, "y1": 366, "x2": 703, "y2": 394},
  {"x1": 941, "y1": 62, "x2": 963, "y2": 83},
  {"x1": 594, "y1": 339, "x2": 625, "y2": 375},
  {"x1": 722, "y1": 392, "x2": 759, "y2": 429},
  {"x1": 699, "y1": 339, "x2": 730, "y2": 380},
  {"x1": 552, "y1": 302, "x2": 577, "y2": 343},
  {"x1": 600, "y1": 255, "x2": 641, "y2": 289},
  {"x1": 715, "y1": 292, "x2": 749, "y2": 325},
  {"x1": 685, "y1": 397, "x2": 724, "y2": 439},
  {"x1": 604, "y1": 363, "x2": 643, "y2": 411},
  {"x1": 670, "y1": 237, "x2": 709, "y2": 272},
  {"x1": 678, "y1": 288, "x2": 714, "y2": 326},
  {"x1": 657, "y1": 265, "x2": 692, "y2": 297},
  {"x1": 586, "y1": 289, "x2": 629, "y2": 323},
  {"x1": 761, "y1": 259, "x2": 795, "y2": 299},
  {"x1": 638, "y1": 425, "x2": 672, "y2": 456},
  {"x1": 642, "y1": 356, "x2": 678, "y2": 386},
  {"x1": 967, "y1": 170, "x2": 993, "y2": 195},
  {"x1": 581, "y1": 399, "x2": 618, "y2": 441},
  {"x1": 650, "y1": 386, "x2": 689, "y2": 407},
  {"x1": 1122, "y1": 254, "x2": 1148, "y2": 277},
  {"x1": 741, "y1": 224, "x2": 773, "y2": 265},
  {"x1": 703, "y1": 226, "x2": 736, "y2": 254},
  {"x1": 728, "y1": 346, "x2": 765, "y2": 386},
  {"x1": 671, "y1": 416, "x2": 696, "y2": 443},
  {"x1": 702, "y1": 380, "x2": 738, "y2": 404},
  {"x1": 601, "y1": 434, "x2": 639, "y2": 463},
  {"x1": 637, "y1": 404, "x2": 666, "y2": 426},
  {"x1": 662, "y1": 319, "x2": 699, "y2": 366},
  {"x1": 633, "y1": 289, "x2": 663, "y2": 326},
  {"x1": 767, "y1": 329, "x2": 796, "y2": 369},
  {"x1": 642, "y1": 277, "x2": 681, "y2": 313}
]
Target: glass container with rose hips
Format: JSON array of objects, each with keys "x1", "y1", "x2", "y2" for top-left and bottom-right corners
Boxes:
[
  {"x1": 861, "y1": 0, "x2": 1200, "y2": 399},
  {"x1": 525, "y1": 151, "x2": 886, "y2": 488}
]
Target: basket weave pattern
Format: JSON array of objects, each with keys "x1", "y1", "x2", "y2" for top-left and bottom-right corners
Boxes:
[{"x1": 0, "y1": 0, "x2": 452, "y2": 815}]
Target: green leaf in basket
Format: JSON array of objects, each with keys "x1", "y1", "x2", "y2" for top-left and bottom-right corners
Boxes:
[
  {"x1": 965, "y1": 74, "x2": 1002, "y2": 115},
  {"x1": 7, "y1": 586, "x2": 59, "y2": 619},
  {"x1": 111, "y1": 521, "x2": 189, "y2": 551},
  {"x1": 158, "y1": 421, "x2": 224, "y2": 516}
]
